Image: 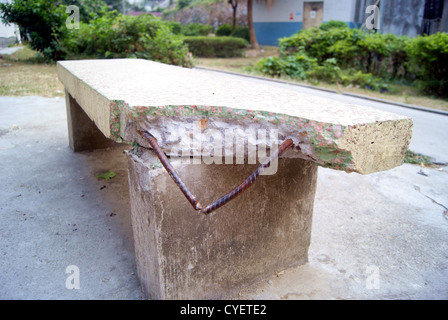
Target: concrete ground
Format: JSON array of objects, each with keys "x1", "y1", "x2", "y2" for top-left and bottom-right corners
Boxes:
[
  {"x1": 0, "y1": 95, "x2": 447, "y2": 300},
  {"x1": 0, "y1": 46, "x2": 24, "y2": 56}
]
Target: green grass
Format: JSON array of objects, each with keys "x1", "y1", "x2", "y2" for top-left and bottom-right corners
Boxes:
[
  {"x1": 0, "y1": 46, "x2": 64, "y2": 97},
  {"x1": 403, "y1": 150, "x2": 436, "y2": 166}
]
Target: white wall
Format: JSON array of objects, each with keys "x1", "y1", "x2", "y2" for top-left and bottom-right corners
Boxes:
[
  {"x1": 254, "y1": 0, "x2": 358, "y2": 23},
  {"x1": 323, "y1": 0, "x2": 357, "y2": 22},
  {"x1": 254, "y1": 0, "x2": 301, "y2": 23},
  {"x1": 0, "y1": 0, "x2": 21, "y2": 47}
]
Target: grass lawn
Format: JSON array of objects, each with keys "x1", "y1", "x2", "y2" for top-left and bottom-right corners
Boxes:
[{"x1": 0, "y1": 46, "x2": 64, "y2": 97}]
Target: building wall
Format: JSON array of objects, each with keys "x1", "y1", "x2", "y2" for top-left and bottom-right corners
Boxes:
[
  {"x1": 0, "y1": 0, "x2": 21, "y2": 47},
  {"x1": 352, "y1": 0, "x2": 445, "y2": 37},
  {"x1": 253, "y1": 0, "x2": 359, "y2": 45},
  {"x1": 441, "y1": 0, "x2": 448, "y2": 32},
  {"x1": 253, "y1": 0, "x2": 447, "y2": 46},
  {"x1": 377, "y1": 0, "x2": 426, "y2": 37}
]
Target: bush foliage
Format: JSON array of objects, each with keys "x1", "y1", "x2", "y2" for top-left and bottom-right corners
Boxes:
[
  {"x1": 181, "y1": 22, "x2": 213, "y2": 36},
  {"x1": 215, "y1": 23, "x2": 233, "y2": 37},
  {"x1": 166, "y1": 21, "x2": 212, "y2": 36},
  {"x1": 255, "y1": 21, "x2": 448, "y2": 97},
  {"x1": 215, "y1": 23, "x2": 250, "y2": 42},
  {"x1": 63, "y1": 12, "x2": 193, "y2": 67},
  {"x1": 183, "y1": 36, "x2": 248, "y2": 58},
  {"x1": 0, "y1": 0, "x2": 67, "y2": 61},
  {"x1": 406, "y1": 32, "x2": 448, "y2": 96},
  {"x1": 0, "y1": 0, "x2": 193, "y2": 67}
]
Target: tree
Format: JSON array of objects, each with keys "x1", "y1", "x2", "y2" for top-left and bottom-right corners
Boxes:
[
  {"x1": 103, "y1": 0, "x2": 136, "y2": 13},
  {"x1": 61, "y1": 0, "x2": 107, "y2": 22},
  {"x1": 247, "y1": 0, "x2": 276, "y2": 49},
  {"x1": 247, "y1": 0, "x2": 258, "y2": 49},
  {"x1": 177, "y1": 0, "x2": 192, "y2": 10},
  {"x1": 228, "y1": 0, "x2": 238, "y2": 31},
  {"x1": 0, "y1": 0, "x2": 114, "y2": 60},
  {"x1": 0, "y1": 0, "x2": 67, "y2": 60}
]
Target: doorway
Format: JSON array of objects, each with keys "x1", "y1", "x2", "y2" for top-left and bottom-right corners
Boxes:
[{"x1": 303, "y1": 1, "x2": 324, "y2": 29}]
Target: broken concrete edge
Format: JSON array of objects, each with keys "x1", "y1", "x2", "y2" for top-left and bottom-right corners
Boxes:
[
  {"x1": 110, "y1": 102, "x2": 413, "y2": 174},
  {"x1": 57, "y1": 60, "x2": 413, "y2": 175}
]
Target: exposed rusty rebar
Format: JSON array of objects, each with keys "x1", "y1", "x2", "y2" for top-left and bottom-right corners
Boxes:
[
  {"x1": 137, "y1": 130, "x2": 202, "y2": 211},
  {"x1": 137, "y1": 130, "x2": 294, "y2": 215},
  {"x1": 201, "y1": 138, "x2": 294, "y2": 214}
]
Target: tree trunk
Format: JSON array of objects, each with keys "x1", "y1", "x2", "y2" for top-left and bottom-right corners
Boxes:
[
  {"x1": 247, "y1": 0, "x2": 259, "y2": 50},
  {"x1": 232, "y1": 2, "x2": 237, "y2": 30}
]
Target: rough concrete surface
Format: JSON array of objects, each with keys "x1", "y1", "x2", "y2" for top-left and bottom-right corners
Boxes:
[
  {"x1": 1, "y1": 96, "x2": 447, "y2": 300},
  {"x1": 127, "y1": 150, "x2": 317, "y2": 300},
  {"x1": 57, "y1": 59, "x2": 412, "y2": 174}
]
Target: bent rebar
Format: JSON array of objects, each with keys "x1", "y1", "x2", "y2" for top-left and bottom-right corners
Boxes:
[
  {"x1": 137, "y1": 130, "x2": 294, "y2": 215},
  {"x1": 137, "y1": 130, "x2": 202, "y2": 211}
]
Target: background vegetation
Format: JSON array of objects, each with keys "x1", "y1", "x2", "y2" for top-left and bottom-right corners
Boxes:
[
  {"x1": 183, "y1": 36, "x2": 247, "y2": 57},
  {"x1": 63, "y1": 11, "x2": 193, "y2": 67},
  {"x1": 254, "y1": 21, "x2": 448, "y2": 98},
  {"x1": 0, "y1": 0, "x2": 196, "y2": 65}
]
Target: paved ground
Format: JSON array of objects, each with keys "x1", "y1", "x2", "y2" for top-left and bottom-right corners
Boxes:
[
  {"x1": 0, "y1": 46, "x2": 23, "y2": 56},
  {"x1": 0, "y1": 92, "x2": 447, "y2": 300}
]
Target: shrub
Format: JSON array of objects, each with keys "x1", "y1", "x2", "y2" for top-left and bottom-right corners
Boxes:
[
  {"x1": 215, "y1": 23, "x2": 233, "y2": 37},
  {"x1": 181, "y1": 23, "x2": 213, "y2": 36},
  {"x1": 406, "y1": 32, "x2": 448, "y2": 97},
  {"x1": 306, "y1": 58, "x2": 342, "y2": 83},
  {"x1": 231, "y1": 26, "x2": 250, "y2": 42},
  {"x1": 257, "y1": 23, "x2": 448, "y2": 97},
  {"x1": 319, "y1": 20, "x2": 349, "y2": 31},
  {"x1": 183, "y1": 36, "x2": 248, "y2": 58},
  {"x1": 348, "y1": 70, "x2": 388, "y2": 91},
  {"x1": 255, "y1": 52, "x2": 317, "y2": 79},
  {"x1": 255, "y1": 56, "x2": 289, "y2": 77},
  {"x1": 63, "y1": 12, "x2": 193, "y2": 67},
  {"x1": 255, "y1": 53, "x2": 388, "y2": 92},
  {"x1": 279, "y1": 27, "x2": 355, "y2": 67},
  {"x1": 0, "y1": 0, "x2": 68, "y2": 61},
  {"x1": 165, "y1": 21, "x2": 182, "y2": 34},
  {"x1": 0, "y1": 0, "x2": 194, "y2": 67},
  {"x1": 278, "y1": 26, "x2": 412, "y2": 80},
  {"x1": 177, "y1": 0, "x2": 192, "y2": 10},
  {"x1": 215, "y1": 24, "x2": 249, "y2": 41}
]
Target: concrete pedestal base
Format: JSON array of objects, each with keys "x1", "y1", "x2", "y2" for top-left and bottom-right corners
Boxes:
[
  {"x1": 126, "y1": 149, "x2": 318, "y2": 300},
  {"x1": 65, "y1": 91, "x2": 118, "y2": 152}
]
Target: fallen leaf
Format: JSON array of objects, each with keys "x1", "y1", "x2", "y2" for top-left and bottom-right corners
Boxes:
[
  {"x1": 276, "y1": 271, "x2": 285, "y2": 277},
  {"x1": 96, "y1": 171, "x2": 116, "y2": 181}
]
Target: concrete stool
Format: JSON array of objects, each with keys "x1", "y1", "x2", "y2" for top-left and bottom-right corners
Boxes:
[{"x1": 58, "y1": 59, "x2": 412, "y2": 299}]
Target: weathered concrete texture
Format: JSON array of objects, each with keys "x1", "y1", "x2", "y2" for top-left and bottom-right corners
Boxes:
[
  {"x1": 65, "y1": 90, "x2": 119, "y2": 152},
  {"x1": 0, "y1": 96, "x2": 142, "y2": 300},
  {"x1": 57, "y1": 59, "x2": 413, "y2": 174},
  {"x1": 126, "y1": 149, "x2": 318, "y2": 300}
]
